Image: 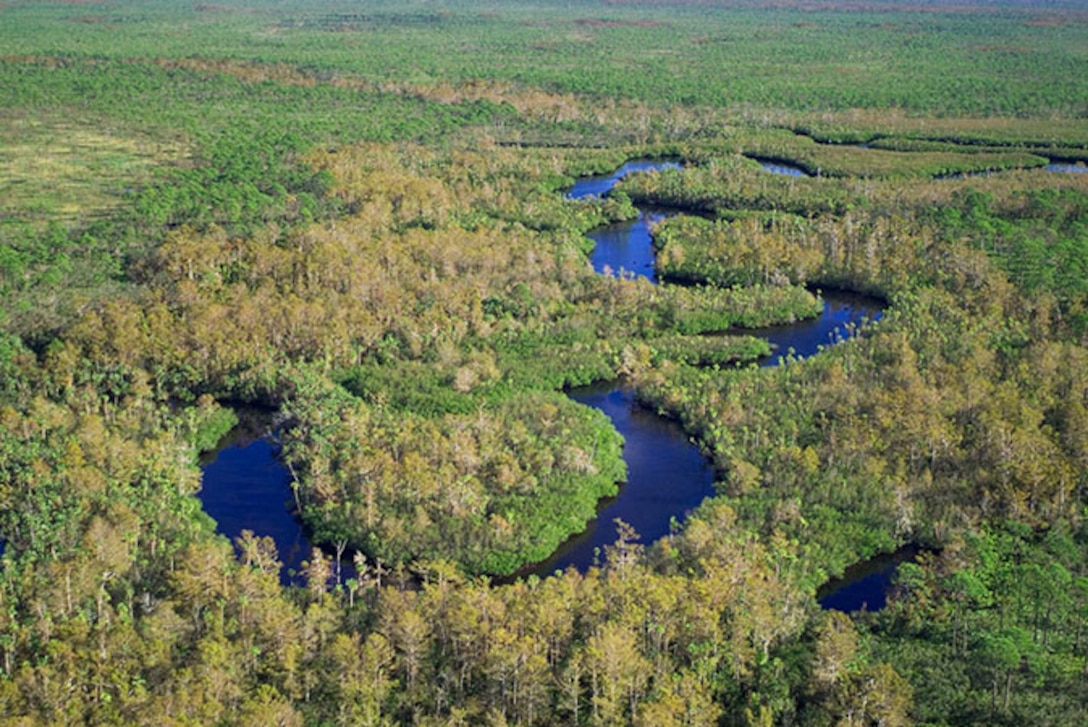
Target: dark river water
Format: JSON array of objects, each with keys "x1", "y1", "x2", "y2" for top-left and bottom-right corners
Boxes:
[
  {"x1": 566, "y1": 160, "x2": 681, "y2": 200},
  {"x1": 581, "y1": 210, "x2": 667, "y2": 282},
  {"x1": 529, "y1": 288, "x2": 881, "y2": 578},
  {"x1": 567, "y1": 162, "x2": 678, "y2": 282},
  {"x1": 200, "y1": 159, "x2": 892, "y2": 608},
  {"x1": 817, "y1": 544, "x2": 921, "y2": 612},
  {"x1": 199, "y1": 415, "x2": 309, "y2": 581},
  {"x1": 1047, "y1": 161, "x2": 1087, "y2": 173},
  {"x1": 755, "y1": 159, "x2": 809, "y2": 177},
  {"x1": 522, "y1": 383, "x2": 717, "y2": 575},
  {"x1": 755, "y1": 292, "x2": 882, "y2": 364}
]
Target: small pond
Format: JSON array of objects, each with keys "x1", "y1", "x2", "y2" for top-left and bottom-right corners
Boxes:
[
  {"x1": 199, "y1": 412, "x2": 309, "y2": 583},
  {"x1": 818, "y1": 544, "x2": 921, "y2": 613}
]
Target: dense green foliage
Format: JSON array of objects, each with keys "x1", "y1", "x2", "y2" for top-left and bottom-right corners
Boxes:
[
  {"x1": 867, "y1": 523, "x2": 1088, "y2": 725},
  {"x1": 2, "y1": 0, "x2": 1088, "y2": 724},
  {"x1": 284, "y1": 384, "x2": 627, "y2": 575}
]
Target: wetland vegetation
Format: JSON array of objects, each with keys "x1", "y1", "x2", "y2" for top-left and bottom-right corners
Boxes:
[{"x1": 2, "y1": 0, "x2": 1088, "y2": 724}]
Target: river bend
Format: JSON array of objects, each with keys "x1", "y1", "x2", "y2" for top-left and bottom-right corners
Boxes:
[{"x1": 200, "y1": 159, "x2": 889, "y2": 608}]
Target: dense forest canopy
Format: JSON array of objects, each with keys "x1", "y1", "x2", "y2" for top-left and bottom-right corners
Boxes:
[{"x1": 2, "y1": 0, "x2": 1088, "y2": 724}]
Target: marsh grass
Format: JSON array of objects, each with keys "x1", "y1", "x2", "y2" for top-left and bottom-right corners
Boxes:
[
  {"x1": 0, "y1": 112, "x2": 186, "y2": 227},
  {"x1": 726, "y1": 128, "x2": 1051, "y2": 178},
  {"x1": 788, "y1": 109, "x2": 1088, "y2": 149}
]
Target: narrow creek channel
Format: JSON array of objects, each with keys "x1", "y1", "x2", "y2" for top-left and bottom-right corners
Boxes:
[
  {"x1": 1047, "y1": 161, "x2": 1087, "y2": 173},
  {"x1": 200, "y1": 159, "x2": 894, "y2": 608},
  {"x1": 567, "y1": 160, "x2": 680, "y2": 282},
  {"x1": 753, "y1": 158, "x2": 809, "y2": 177}
]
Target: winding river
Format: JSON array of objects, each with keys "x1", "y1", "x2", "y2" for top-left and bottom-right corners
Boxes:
[
  {"x1": 567, "y1": 160, "x2": 680, "y2": 282},
  {"x1": 520, "y1": 382, "x2": 717, "y2": 576},
  {"x1": 200, "y1": 160, "x2": 890, "y2": 608}
]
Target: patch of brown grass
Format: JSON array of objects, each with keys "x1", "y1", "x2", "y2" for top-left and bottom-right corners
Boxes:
[
  {"x1": 574, "y1": 18, "x2": 664, "y2": 28},
  {"x1": 970, "y1": 44, "x2": 1031, "y2": 54},
  {"x1": 1023, "y1": 16, "x2": 1075, "y2": 28}
]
